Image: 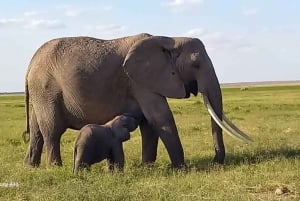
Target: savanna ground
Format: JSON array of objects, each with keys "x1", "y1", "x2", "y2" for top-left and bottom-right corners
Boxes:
[{"x1": 0, "y1": 85, "x2": 299, "y2": 201}]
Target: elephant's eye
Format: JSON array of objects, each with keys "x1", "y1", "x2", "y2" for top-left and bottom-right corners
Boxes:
[{"x1": 162, "y1": 47, "x2": 172, "y2": 59}]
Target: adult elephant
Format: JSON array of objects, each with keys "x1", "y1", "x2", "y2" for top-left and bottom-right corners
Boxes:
[{"x1": 23, "y1": 33, "x2": 251, "y2": 168}]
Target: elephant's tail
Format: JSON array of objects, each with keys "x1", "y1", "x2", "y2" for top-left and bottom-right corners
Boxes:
[
  {"x1": 22, "y1": 77, "x2": 30, "y2": 143},
  {"x1": 73, "y1": 147, "x2": 77, "y2": 174}
]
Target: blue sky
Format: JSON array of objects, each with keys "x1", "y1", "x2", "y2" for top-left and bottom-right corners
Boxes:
[{"x1": 0, "y1": 0, "x2": 299, "y2": 92}]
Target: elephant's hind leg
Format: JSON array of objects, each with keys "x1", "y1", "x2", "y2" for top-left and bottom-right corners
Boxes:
[
  {"x1": 36, "y1": 103, "x2": 67, "y2": 167},
  {"x1": 44, "y1": 134, "x2": 64, "y2": 166},
  {"x1": 24, "y1": 110, "x2": 44, "y2": 167}
]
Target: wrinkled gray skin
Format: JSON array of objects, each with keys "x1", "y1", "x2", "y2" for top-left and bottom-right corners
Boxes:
[
  {"x1": 24, "y1": 33, "x2": 224, "y2": 168},
  {"x1": 73, "y1": 115, "x2": 138, "y2": 173}
]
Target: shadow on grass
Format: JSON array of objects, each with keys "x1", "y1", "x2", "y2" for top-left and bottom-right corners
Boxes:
[{"x1": 186, "y1": 147, "x2": 300, "y2": 172}]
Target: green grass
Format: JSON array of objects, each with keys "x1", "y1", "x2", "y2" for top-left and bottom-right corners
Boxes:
[{"x1": 0, "y1": 86, "x2": 299, "y2": 201}]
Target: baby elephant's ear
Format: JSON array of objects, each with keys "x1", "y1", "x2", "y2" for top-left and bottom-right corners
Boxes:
[
  {"x1": 123, "y1": 116, "x2": 139, "y2": 132},
  {"x1": 112, "y1": 127, "x2": 130, "y2": 142},
  {"x1": 112, "y1": 116, "x2": 138, "y2": 142}
]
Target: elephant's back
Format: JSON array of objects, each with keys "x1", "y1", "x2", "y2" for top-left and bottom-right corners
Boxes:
[
  {"x1": 27, "y1": 33, "x2": 152, "y2": 74},
  {"x1": 27, "y1": 36, "x2": 126, "y2": 102}
]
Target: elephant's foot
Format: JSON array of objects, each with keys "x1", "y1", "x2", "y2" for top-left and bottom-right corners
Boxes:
[
  {"x1": 141, "y1": 133, "x2": 158, "y2": 165},
  {"x1": 24, "y1": 148, "x2": 42, "y2": 167},
  {"x1": 75, "y1": 164, "x2": 91, "y2": 173},
  {"x1": 171, "y1": 162, "x2": 187, "y2": 169},
  {"x1": 142, "y1": 140, "x2": 185, "y2": 168},
  {"x1": 212, "y1": 152, "x2": 225, "y2": 164},
  {"x1": 159, "y1": 132, "x2": 185, "y2": 168},
  {"x1": 107, "y1": 163, "x2": 123, "y2": 172},
  {"x1": 50, "y1": 160, "x2": 63, "y2": 167},
  {"x1": 45, "y1": 140, "x2": 63, "y2": 167},
  {"x1": 170, "y1": 160, "x2": 186, "y2": 169},
  {"x1": 24, "y1": 136, "x2": 44, "y2": 167},
  {"x1": 47, "y1": 151, "x2": 63, "y2": 167},
  {"x1": 142, "y1": 152, "x2": 157, "y2": 165}
]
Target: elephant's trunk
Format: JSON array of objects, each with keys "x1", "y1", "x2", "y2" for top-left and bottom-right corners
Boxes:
[
  {"x1": 199, "y1": 64, "x2": 225, "y2": 163},
  {"x1": 204, "y1": 78, "x2": 225, "y2": 164},
  {"x1": 198, "y1": 54, "x2": 252, "y2": 163}
]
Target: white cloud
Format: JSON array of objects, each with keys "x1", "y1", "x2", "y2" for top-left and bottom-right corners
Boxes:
[
  {"x1": 103, "y1": 6, "x2": 113, "y2": 11},
  {"x1": 166, "y1": 0, "x2": 204, "y2": 12},
  {"x1": 184, "y1": 28, "x2": 229, "y2": 51},
  {"x1": 168, "y1": 0, "x2": 203, "y2": 7},
  {"x1": 242, "y1": 7, "x2": 259, "y2": 16},
  {"x1": 0, "y1": 11, "x2": 65, "y2": 30},
  {"x1": 185, "y1": 28, "x2": 206, "y2": 37},
  {"x1": 260, "y1": 26, "x2": 269, "y2": 33},
  {"x1": 184, "y1": 28, "x2": 255, "y2": 53},
  {"x1": 83, "y1": 24, "x2": 127, "y2": 39},
  {"x1": 24, "y1": 11, "x2": 47, "y2": 17},
  {"x1": 0, "y1": 10, "x2": 64, "y2": 30},
  {"x1": 202, "y1": 32, "x2": 231, "y2": 52},
  {"x1": 25, "y1": 19, "x2": 66, "y2": 29},
  {"x1": 56, "y1": 5, "x2": 86, "y2": 17},
  {"x1": 0, "y1": 18, "x2": 24, "y2": 27},
  {"x1": 64, "y1": 7, "x2": 85, "y2": 17},
  {"x1": 60, "y1": 5, "x2": 113, "y2": 17},
  {"x1": 235, "y1": 43, "x2": 255, "y2": 52},
  {"x1": 95, "y1": 24, "x2": 126, "y2": 32}
]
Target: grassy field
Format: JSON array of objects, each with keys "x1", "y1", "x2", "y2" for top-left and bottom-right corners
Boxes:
[{"x1": 0, "y1": 85, "x2": 299, "y2": 200}]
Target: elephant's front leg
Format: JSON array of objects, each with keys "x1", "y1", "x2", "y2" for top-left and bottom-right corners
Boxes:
[
  {"x1": 134, "y1": 91, "x2": 185, "y2": 168},
  {"x1": 139, "y1": 121, "x2": 159, "y2": 164}
]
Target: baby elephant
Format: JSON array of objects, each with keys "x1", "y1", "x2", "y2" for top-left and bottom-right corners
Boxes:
[{"x1": 73, "y1": 114, "x2": 138, "y2": 173}]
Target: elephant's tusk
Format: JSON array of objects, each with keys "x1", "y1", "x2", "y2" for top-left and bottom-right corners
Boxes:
[
  {"x1": 222, "y1": 114, "x2": 253, "y2": 142},
  {"x1": 203, "y1": 95, "x2": 252, "y2": 143}
]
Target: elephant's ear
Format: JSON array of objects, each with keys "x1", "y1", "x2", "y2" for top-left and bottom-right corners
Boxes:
[{"x1": 123, "y1": 36, "x2": 185, "y2": 98}]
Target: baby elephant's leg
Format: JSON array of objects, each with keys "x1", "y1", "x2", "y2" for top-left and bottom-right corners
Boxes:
[
  {"x1": 74, "y1": 148, "x2": 92, "y2": 173},
  {"x1": 108, "y1": 144, "x2": 125, "y2": 171},
  {"x1": 78, "y1": 162, "x2": 91, "y2": 171}
]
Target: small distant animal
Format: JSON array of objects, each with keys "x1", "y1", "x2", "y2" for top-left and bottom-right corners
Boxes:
[
  {"x1": 240, "y1": 87, "x2": 249, "y2": 91},
  {"x1": 73, "y1": 114, "x2": 138, "y2": 173}
]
